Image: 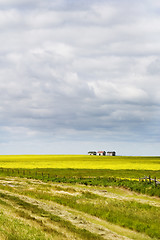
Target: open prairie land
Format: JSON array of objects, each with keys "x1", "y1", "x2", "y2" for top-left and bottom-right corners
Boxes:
[
  {"x1": 0, "y1": 176, "x2": 159, "y2": 240},
  {"x1": 0, "y1": 155, "x2": 160, "y2": 240}
]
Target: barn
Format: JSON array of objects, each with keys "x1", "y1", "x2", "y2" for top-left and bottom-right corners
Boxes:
[
  {"x1": 97, "y1": 151, "x2": 106, "y2": 156},
  {"x1": 88, "y1": 151, "x2": 97, "y2": 155},
  {"x1": 107, "y1": 151, "x2": 116, "y2": 156}
]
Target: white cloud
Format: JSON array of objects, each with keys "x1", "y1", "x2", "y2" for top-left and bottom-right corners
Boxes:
[{"x1": 0, "y1": 0, "x2": 160, "y2": 154}]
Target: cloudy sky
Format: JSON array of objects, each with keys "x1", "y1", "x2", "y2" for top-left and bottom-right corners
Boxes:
[{"x1": 0, "y1": 0, "x2": 160, "y2": 155}]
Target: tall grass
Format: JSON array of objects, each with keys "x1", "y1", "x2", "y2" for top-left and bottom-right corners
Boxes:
[
  {"x1": 0, "y1": 211, "x2": 47, "y2": 240},
  {"x1": 0, "y1": 174, "x2": 160, "y2": 239},
  {"x1": 0, "y1": 168, "x2": 160, "y2": 197},
  {"x1": 0, "y1": 183, "x2": 159, "y2": 239},
  {"x1": 0, "y1": 192, "x2": 103, "y2": 240},
  {"x1": 0, "y1": 167, "x2": 160, "y2": 179},
  {"x1": 21, "y1": 189, "x2": 160, "y2": 239}
]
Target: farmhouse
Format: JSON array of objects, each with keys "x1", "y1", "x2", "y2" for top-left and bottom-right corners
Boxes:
[
  {"x1": 88, "y1": 151, "x2": 97, "y2": 155},
  {"x1": 97, "y1": 151, "x2": 106, "y2": 156},
  {"x1": 107, "y1": 151, "x2": 116, "y2": 156}
]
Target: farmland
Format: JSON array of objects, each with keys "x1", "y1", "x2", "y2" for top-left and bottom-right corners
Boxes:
[
  {"x1": 0, "y1": 155, "x2": 160, "y2": 240},
  {"x1": 0, "y1": 155, "x2": 160, "y2": 170}
]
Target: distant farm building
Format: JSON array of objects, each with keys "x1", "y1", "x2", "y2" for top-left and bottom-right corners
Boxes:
[
  {"x1": 107, "y1": 151, "x2": 116, "y2": 156},
  {"x1": 97, "y1": 151, "x2": 106, "y2": 156},
  {"x1": 88, "y1": 151, "x2": 97, "y2": 155}
]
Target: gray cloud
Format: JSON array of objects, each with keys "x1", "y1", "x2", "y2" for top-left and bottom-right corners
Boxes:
[{"x1": 0, "y1": 0, "x2": 160, "y2": 155}]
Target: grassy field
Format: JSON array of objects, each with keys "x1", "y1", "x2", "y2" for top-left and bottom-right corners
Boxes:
[
  {"x1": 0, "y1": 155, "x2": 160, "y2": 239},
  {"x1": 0, "y1": 176, "x2": 159, "y2": 240},
  {"x1": 0, "y1": 155, "x2": 160, "y2": 170}
]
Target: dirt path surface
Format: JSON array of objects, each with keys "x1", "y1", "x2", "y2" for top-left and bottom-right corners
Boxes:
[{"x1": 0, "y1": 177, "x2": 158, "y2": 240}]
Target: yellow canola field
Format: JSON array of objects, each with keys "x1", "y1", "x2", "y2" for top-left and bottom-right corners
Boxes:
[{"x1": 0, "y1": 155, "x2": 160, "y2": 170}]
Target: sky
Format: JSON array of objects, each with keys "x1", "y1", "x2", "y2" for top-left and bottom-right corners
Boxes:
[{"x1": 0, "y1": 0, "x2": 160, "y2": 156}]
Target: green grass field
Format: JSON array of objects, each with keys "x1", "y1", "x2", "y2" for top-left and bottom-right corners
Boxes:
[
  {"x1": 0, "y1": 155, "x2": 160, "y2": 240},
  {"x1": 0, "y1": 155, "x2": 160, "y2": 170}
]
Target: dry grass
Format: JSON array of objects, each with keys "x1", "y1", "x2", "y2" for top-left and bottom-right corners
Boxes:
[{"x1": 0, "y1": 177, "x2": 159, "y2": 240}]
